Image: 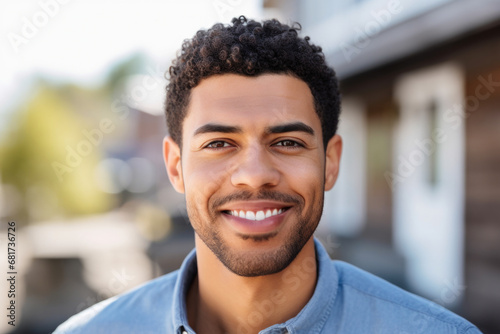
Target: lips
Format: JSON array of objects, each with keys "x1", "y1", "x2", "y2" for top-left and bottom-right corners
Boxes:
[
  {"x1": 220, "y1": 201, "x2": 291, "y2": 235},
  {"x1": 225, "y1": 208, "x2": 285, "y2": 221}
]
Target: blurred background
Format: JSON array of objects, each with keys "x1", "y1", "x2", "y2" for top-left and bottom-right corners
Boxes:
[{"x1": 0, "y1": 0, "x2": 499, "y2": 333}]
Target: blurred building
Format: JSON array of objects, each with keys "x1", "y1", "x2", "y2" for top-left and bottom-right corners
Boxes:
[{"x1": 266, "y1": 0, "x2": 500, "y2": 332}]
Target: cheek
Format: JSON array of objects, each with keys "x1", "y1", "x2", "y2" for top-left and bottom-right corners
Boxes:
[
  {"x1": 184, "y1": 161, "x2": 232, "y2": 205},
  {"x1": 278, "y1": 156, "x2": 324, "y2": 187}
]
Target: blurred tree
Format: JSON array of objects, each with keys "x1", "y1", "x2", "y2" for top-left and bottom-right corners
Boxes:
[
  {"x1": 0, "y1": 84, "x2": 113, "y2": 224},
  {"x1": 106, "y1": 53, "x2": 148, "y2": 93}
]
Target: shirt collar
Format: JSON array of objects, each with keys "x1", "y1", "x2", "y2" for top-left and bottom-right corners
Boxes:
[
  {"x1": 172, "y1": 238, "x2": 338, "y2": 334},
  {"x1": 172, "y1": 248, "x2": 197, "y2": 333},
  {"x1": 268, "y1": 238, "x2": 339, "y2": 333}
]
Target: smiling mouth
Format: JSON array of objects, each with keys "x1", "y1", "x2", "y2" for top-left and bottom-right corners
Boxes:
[{"x1": 222, "y1": 208, "x2": 290, "y2": 221}]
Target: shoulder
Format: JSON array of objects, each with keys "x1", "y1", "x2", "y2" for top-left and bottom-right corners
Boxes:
[
  {"x1": 329, "y1": 260, "x2": 482, "y2": 334},
  {"x1": 53, "y1": 270, "x2": 179, "y2": 334}
]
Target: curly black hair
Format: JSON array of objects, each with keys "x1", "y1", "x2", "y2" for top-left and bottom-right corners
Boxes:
[{"x1": 165, "y1": 16, "x2": 340, "y2": 148}]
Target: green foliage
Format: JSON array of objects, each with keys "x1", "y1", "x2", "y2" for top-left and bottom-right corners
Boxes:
[{"x1": 0, "y1": 85, "x2": 113, "y2": 223}]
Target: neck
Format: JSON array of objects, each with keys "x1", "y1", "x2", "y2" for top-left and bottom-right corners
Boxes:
[{"x1": 187, "y1": 236, "x2": 318, "y2": 334}]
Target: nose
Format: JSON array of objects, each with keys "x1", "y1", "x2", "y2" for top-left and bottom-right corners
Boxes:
[{"x1": 230, "y1": 143, "x2": 280, "y2": 189}]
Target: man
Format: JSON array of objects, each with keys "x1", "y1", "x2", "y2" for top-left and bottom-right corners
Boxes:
[{"x1": 55, "y1": 16, "x2": 481, "y2": 334}]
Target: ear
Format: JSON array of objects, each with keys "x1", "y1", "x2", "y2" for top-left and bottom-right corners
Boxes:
[
  {"x1": 163, "y1": 136, "x2": 185, "y2": 194},
  {"x1": 324, "y1": 134, "x2": 342, "y2": 191}
]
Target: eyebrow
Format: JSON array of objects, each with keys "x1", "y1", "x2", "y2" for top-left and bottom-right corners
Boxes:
[
  {"x1": 193, "y1": 121, "x2": 315, "y2": 136},
  {"x1": 266, "y1": 122, "x2": 315, "y2": 136},
  {"x1": 194, "y1": 123, "x2": 243, "y2": 136}
]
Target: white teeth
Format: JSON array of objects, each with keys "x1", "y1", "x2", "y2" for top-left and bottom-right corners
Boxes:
[{"x1": 228, "y1": 208, "x2": 286, "y2": 220}]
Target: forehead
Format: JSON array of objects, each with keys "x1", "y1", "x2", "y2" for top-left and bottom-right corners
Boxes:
[{"x1": 183, "y1": 74, "x2": 319, "y2": 135}]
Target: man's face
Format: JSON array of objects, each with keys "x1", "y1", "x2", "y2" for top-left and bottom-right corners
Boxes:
[{"x1": 164, "y1": 74, "x2": 341, "y2": 277}]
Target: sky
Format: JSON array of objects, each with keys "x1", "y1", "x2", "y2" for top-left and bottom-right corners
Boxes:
[{"x1": 0, "y1": 0, "x2": 262, "y2": 121}]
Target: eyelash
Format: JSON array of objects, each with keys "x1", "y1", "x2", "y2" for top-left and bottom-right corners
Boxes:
[
  {"x1": 203, "y1": 139, "x2": 304, "y2": 150},
  {"x1": 204, "y1": 140, "x2": 232, "y2": 149},
  {"x1": 273, "y1": 140, "x2": 303, "y2": 148}
]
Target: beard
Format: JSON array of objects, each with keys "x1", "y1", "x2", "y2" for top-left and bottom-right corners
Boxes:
[{"x1": 186, "y1": 189, "x2": 324, "y2": 277}]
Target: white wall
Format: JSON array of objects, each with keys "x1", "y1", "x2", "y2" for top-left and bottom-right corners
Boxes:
[
  {"x1": 392, "y1": 63, "x2": 465, "y2": 305},
  {"x1": 321, "y1": 97, "x2": 367, "y2": 237}
]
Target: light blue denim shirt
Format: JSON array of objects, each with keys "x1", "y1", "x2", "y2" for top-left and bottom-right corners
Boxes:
[{"x1": 54, "y1": 239, "x2": 481, "y2": 334}]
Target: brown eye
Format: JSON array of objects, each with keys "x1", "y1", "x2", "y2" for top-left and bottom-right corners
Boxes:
[
  {"x1": 276, "y1": 140, "x2": 299, "y2": 147},
  {"x1": 206, "y1": 141, "x2": 229, "y2": 148}
]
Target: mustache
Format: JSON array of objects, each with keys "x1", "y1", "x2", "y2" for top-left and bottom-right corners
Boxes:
[{"x1": 210, "y1": 189, "x2": 302, "y2": 210}]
